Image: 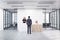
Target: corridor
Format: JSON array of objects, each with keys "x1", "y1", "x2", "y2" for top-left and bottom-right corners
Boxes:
[{"x1": 0, "y1": 0, "x2": 60, "y2": 40}]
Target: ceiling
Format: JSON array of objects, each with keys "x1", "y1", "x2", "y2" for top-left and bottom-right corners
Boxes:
[{"x1": 0, "y1": 0, "x2": 60, "y2": 9}]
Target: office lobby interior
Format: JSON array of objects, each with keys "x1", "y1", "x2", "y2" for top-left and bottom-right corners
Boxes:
[{"x1": 0, "y1": 0, "x2": 60, "y2": 40}]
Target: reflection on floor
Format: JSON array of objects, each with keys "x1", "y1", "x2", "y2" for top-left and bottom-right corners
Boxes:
[
  {"x1": 4, "y1": 26, "x2": 17, "y2": 30},
  {"x1": 0, "y1": 28, "x2": 59, "y2": 40}
]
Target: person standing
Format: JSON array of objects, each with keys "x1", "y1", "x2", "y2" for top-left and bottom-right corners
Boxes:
[
  {"x1": 22, "y1": 17, "x2": 27, "y2": 33},
  {"x1": 26, "y1": 16, "x2": 32, "y2": 34}
]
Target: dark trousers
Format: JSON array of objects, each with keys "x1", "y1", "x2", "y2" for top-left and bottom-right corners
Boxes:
[{"x1": 27, "y1": 25, "x2": 31, "y2": 34}]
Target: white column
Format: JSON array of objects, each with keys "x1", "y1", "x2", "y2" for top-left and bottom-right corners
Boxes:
[{"x1": 0, "y1": 8, "x2": 3, "y2": 30}]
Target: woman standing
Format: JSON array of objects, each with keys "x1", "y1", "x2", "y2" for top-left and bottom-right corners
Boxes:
[{"x1": 22, "y1": 17, "x2": 27, "y2": 33}]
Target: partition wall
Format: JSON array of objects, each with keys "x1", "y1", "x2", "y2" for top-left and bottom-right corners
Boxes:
[
  {"x1": 49, "y1": 9, "x2": 60, "y2": 30},
  {"x1": 3, "y1": 9, "x2": 60, "y2": 30},
  {"x1": 3, "y1": 9, "x2": 12, "y2": 29}
]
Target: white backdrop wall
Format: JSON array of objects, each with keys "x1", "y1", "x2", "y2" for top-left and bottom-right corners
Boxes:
[
  {"x1": 17, "y1": 9, "x2": 45, "y2": 32},
  {"x1": 0, "y1": 8, "x2": 3, "y2": 30}
]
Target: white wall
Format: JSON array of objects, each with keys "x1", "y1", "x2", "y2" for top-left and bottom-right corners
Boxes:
[
  {"x1": 17, "y1": 9, "x2": 45, "y2": 32},
  {"x1": 0, "y1": 8, "x2": 3, "y2": 30}
]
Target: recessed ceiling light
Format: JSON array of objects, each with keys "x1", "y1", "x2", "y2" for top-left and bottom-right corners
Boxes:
[
  {"x1": 7, "y1": 1, "x2": 23, "y2": 4},
  {"x1": 37, "y1": 5, "x2": 49, "y2": 7},
  {"x1": 12, "y1": 5, "x2": 24, "y2": 7},
  {"x1": 38, "y1": 1, "x2": 55, "y2": 4}
]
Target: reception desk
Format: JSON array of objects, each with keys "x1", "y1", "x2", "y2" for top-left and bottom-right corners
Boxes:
[{"x1": 32, "y1": 24, "x2": 42, "y2": 32}]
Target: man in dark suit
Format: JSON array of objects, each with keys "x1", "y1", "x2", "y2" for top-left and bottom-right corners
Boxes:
[{"x1": 26, "y1": 16, "x2": 32, "y2": 34}]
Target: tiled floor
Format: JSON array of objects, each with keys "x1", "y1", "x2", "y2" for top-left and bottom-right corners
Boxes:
[{"x1": 0, "y1": 28, "x2": 60, "y2": 40}]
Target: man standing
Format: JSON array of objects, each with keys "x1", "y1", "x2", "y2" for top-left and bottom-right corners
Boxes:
[{"x1": 26, "y1": 16, "x2": 32, "y2": 34}]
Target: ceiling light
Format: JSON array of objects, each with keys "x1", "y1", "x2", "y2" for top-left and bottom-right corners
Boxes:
[
  {"x1": 7, "y1": 1, "x2": 23, "y2": 4},
  {"x1": 38, "y1": 1, "x2": 55, "y2": 4},
  {"x1": 37, "y1": 5, "x2": 49, "y2": 7},
  {"x1": 12, "y1": 5, "x2": 24, "y2": 7}
]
